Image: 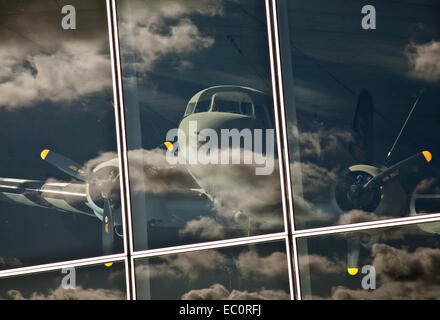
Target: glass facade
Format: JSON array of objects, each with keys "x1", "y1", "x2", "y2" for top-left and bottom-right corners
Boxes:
[{"x1": 0, "y1": 0, "x2": 438, "y2": 300}]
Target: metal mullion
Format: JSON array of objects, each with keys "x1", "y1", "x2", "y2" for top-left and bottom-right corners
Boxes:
[
  {"x1": 270, "y1": 0, "x2": 295, "y2": 235},
  {"x1": 265, "y1": 0, "x2": 289, "y2": 238},
  {"x1": 283, "y1": 237, "x2": 296, "y2": 300},
  {"x1": 268, "y1": 0, "x2": 300, "y2": 300},
  {"x1": 131, "y1": 233, "x2": 287, "y2": 260},
  {"x1": 106, "y1": 0, "x2": 135, "y2": 300},
  {"x1": 0, "y1": 254, "x2": 127, "y2": 279},
  {"x1": 123, "y1": 257, "x2": 131, "y2": 300},
  {"x1": 292, "y1": 213, "x2": 440, "y2": 238}
]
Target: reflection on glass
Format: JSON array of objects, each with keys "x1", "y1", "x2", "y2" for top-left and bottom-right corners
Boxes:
[
  {"x1": 298, "y1": 221, "x2": 440, "y2": 299},
  {"x1": 118, "y1": 0, "x2": 284, "y2": 250},
  {"x1": 0, "y1": 262, "x2": 126, "y2": 300},
  {"x1": 279, "y1": 0, "x2": 440, "y2": 229},
  {"x1": 135, "y1": 241, "x2": 290, "y2": 300},
  {"x1": 0, "y1": 0, "x2": 122, "y2": 270}
]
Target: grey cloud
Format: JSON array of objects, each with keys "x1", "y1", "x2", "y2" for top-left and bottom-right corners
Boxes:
[
  {"x1": 4, "y1": 285, "x2": 125, "y2": 300},
  {"x1": 119, "y1": 0, "x2": 223, "y2": 74},
  {"x1": 322, "y1": 244, "x2": 440, "y2": 299},
  {"x1": 181, "y1": 283, "x2": 290, "y2": 300},
  {"x1": 372, "y1": 244, "x2": 440, "y2": 282},
  {"x1": 406, "y1": 40, "x2": 440, "y2": 83},
  {"x1": 236, "y1": 249, "x2": 288, "y2": 280},
  {"x1": 179, "y1": 217, "x2": 227, "y2": 240},
  {"x1": 413, "y1": 178, "x2": 440, "y2": 194},
  {"x1": 136, "y1": 249, "x2": 230, "y2": 281},
  {"x1": 336, "y1": 210, "x2": 396, "y2": 225},
  {"x1": 48, "y1": 147, "x2": 284, "y2": 237},
  {"x1": 299, "y1": 254, "x2": 345, "y2": 276},
  {"x1": 0, "y1": 257, "x2": 23, "y2": 269},
  {"x1": 0, "y1": 40, "x2": 111, "y2": 109}
]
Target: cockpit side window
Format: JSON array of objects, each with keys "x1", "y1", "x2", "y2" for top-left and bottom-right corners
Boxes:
[
  {"x1": 241, "y1": 102, "x2": 254, "y2": 116},
  {"x1": 184, "y1": 102, "x2": 196, "y2": 116},
  {"x1": 254, "y1": 104, "x2": 270, "y2": 127}
]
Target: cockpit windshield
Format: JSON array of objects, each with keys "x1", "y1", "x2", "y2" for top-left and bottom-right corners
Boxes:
[{"x1": 212, "y1": 99, "x2": 241, "y2": 114}]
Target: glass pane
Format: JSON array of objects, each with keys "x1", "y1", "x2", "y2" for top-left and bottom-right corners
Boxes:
[
  {"x1": 279, "y1": 0, "x2": 440, "y2": 229},
  {"x1": 0, "y1": 261, "x2": 126, "y2": 300},
  {"x1": 118, "y1": 0, "x2": 284, "y2": 251},
  {"x1": 135, "y1": 241, "x2": 290, "y2": 300},
  {"x1": 298, "y1": 221, "x2": 440, "y2": 299},
  {"x1": 0, "y1": 0, "x2": 123, "y2": 270}
]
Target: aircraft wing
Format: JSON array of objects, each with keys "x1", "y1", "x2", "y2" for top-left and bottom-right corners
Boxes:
[{"x1": 0, "y1": 177, "x2": 95, "y2": 217}]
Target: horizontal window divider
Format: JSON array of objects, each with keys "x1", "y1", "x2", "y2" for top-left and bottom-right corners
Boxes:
[
  {"x1": 0, "y1": 254, "x2": 127, "y2": 279},
  {"x1": 292, "y1": 213, "x2": 440, "y2": 238},
  {"x1": 131, "y1": 232, "x2": 288, "y2": 260}
]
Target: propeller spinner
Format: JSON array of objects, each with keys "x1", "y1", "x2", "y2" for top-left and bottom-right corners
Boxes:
[{"x1": 41, "y1": 149, "x2": 121, "y2": 255}]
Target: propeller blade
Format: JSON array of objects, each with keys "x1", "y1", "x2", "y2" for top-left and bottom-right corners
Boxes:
[
  {"x1": 349, "y1": 90, "x2": 374, "y2": 164},
  {"x1": 363, "y1": 151, "x2": 432, "y2": 189},
  {"x1": 102, "y1": 197, "x2": 115, "y2": 255},
  {"x1": 41, "y1": 149, "x2": 88, "y2": 182},
  {"x1": 347, "y1": 235, "x2": 360, "y2": 276}
]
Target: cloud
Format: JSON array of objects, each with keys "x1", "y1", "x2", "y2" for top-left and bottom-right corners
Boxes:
[
  {"x1": 405, "y1": 40, "x2": 440, "y2": 83},
  {"x1": 236, "y1": 249, "x2": 288, "y2": 280},
  {"x1": 0, "y1": 39, "x2": 112, "y2": 109},
  {"x1": 336, "y1": 210, "x2": 396, "y2": 225},
  {"x1": 290, "y1": 161, "x2": 336, "y2": 203},
  {"x1": 0, "y1": 257, "x2": 23, "y2": 269},
  {"x1": 43, "y1": 146, "x2": 284, "y2": 238},
  {"x1": 322, "y1": 244, "x2": 440, "y2": 299},
  {"x1": 181, "y1": 283, "x2": 290, "y2": 300},
  {"x1": 299, "y1": 254, "x2": 345, "y2": 276},
  {"x1": 179, "y1": 217, "x2": 227, "y2": 240},
  {"x1": 136, "y1": 249, "x2": 230, "y2": 281},
  {"x1": 4, "y1": 285, "x2": 125, "y2": 300},
  {"x1": 413, "y1": 178, "x2": 440, "y2": 194},
  {"x1": 118, "y1": 0, "x2": 223, "y2": 74}
]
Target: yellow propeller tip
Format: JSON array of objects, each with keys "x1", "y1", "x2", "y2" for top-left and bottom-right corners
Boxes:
[
  {"x1": 41, "y1": 149, "x2": 50, "y2": 160},
  {"x1": 164, "y1": 141, "x2": 173, "y2": 152},
  {"x1": 423, "y1": 151, "x2": 432, "y2": 163},
  {"x1": 347, "y1": 268, "x2": 358, "y2": 276},
  {"x1": 104, "y1": 263, "x2": 113, "y2": 267}
]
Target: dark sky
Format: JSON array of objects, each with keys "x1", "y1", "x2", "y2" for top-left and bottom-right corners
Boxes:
[{"x1": 0, "y1": 0, "x2": 118, "y2": 269}]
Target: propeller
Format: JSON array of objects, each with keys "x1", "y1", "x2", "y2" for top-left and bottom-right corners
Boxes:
[
  {"x1": 41, "y1": 149, "x2": 119, "y2": 255},
  {"x1": 41, "y1": 149, "x2": 88, "y2": 182},
  {"x1": 102, "y1": 197, "x2": 115, "y2": 255},
  {"x1": 363, "y1": 151, "x2": 432, "y2": 189},
  {"x1": 347, "y1": 235, "x2": 360, "y2": 276},
  {"x1": 342, "y1": 89, "x2": 432, "y2": 275}
]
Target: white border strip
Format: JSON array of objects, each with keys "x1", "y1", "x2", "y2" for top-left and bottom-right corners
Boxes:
[
  {"x1": 0, "y1": 254, "x2": 126, "y2": 279},
  {"x1": 131, "y1": 233, "x2": 287, "y2": 259},
  {"x1": 108, "y1": 0, "x2": 136, "y2": 299},
  {"x1": 265, "y1": 0, "x2": 289, "y2": 237},
  {"x1": 293, "y1": 213, "x2": 440, "y2": 238}
]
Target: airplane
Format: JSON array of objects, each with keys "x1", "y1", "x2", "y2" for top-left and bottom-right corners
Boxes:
[
  {"x1": 0, "y1": 85, "x2": 277, "y2": 256},
  {"x1": 0, "y1": 85, "x2": 437, "y2": 273}
]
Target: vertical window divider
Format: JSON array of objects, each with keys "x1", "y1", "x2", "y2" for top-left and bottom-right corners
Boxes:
[
  {"x1": 106, "y1": 0, "x2": 136, "y2": 300},
  {"x1": 267, "y1": 0, "x2": 300, "y2": 300}
]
